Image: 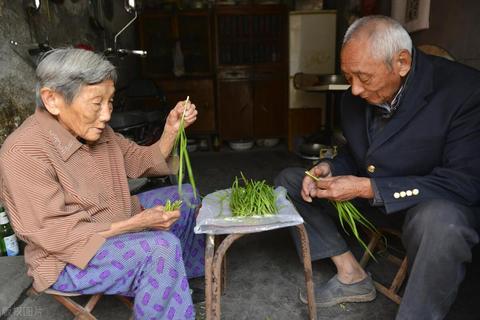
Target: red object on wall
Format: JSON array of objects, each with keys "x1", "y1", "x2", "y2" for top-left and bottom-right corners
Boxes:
[
  {"x1": 361, "y1": 0, "x2": 379, "y2": 16},
  {"x1": 74, "y1": 43, "x2": 95, "y2": 51}
]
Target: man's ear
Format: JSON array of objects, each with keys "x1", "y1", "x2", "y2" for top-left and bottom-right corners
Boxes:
[
  {"x1": 40, "y1": 87, "x2": 61, "y2": 116},
  {"x1": 396, "y1": 49, "x2": 412, "y2": 77}
]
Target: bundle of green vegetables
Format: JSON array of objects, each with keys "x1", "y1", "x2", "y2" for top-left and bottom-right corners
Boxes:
[
  {"x1": 163, "y1": 199, "x2": 183, "y2": 212},
  {"x1": 305, "y1": 171, "x2": 378, "y2": 258},
  {"x1": 330, "y1": 201, "x2": 378, "y2": 258},
  {"x1": 174, "y1": 96, "x2": 197, "y2": 200},
  {"x1": 229, "y1": 173, "x2": 278, "y2": 217}
]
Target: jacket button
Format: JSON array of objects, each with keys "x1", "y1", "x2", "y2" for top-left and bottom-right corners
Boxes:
[
  {"x1": 394, "y1": 192, "x2": 400, "y2": 199},
  {"x1": 412, "y1": 189, "x2": 419, "y2": 195},
  {"x1": 367, "y1": 165, "x2": 375, "y2": 173}
]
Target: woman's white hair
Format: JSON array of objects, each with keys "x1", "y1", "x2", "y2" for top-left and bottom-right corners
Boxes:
[
  {"x1": 342, "y1": 15, "x2": 412, "y2": 66},
  {"x1": 35, "y1": 48, "x2": 117, "y2": 108}
]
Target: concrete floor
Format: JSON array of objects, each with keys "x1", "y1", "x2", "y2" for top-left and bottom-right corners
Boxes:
[{"x1": 1, "y1": 142, "x2": 479, "y2": 319}]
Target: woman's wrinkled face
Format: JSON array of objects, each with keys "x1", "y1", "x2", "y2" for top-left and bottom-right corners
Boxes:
[{"x1": 56, "y1": 80, "x2": 114, "y2": 142}]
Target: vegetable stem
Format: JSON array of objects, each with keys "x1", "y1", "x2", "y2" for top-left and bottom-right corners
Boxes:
[
  {"x1": 174, "y1": 96, "x2": 198, "y2": 201},
  {"x1": 331, "y1": 200, "x2": 378, "y2": 260}
]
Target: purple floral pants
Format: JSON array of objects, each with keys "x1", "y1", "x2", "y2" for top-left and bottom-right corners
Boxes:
[{"x1": 51, "y1": 184, "x2": 205, "y2": 320}]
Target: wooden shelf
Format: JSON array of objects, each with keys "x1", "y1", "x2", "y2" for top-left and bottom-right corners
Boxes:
[
  {"x1": 139, "y1": 9, "x2": 213, "y2": 77},
  {"x1": 215, "y1": 5, "x2": 288, "y2": 141},
  {"x1": 139, "y1": 10, "x2": 216, "y2": 133}
]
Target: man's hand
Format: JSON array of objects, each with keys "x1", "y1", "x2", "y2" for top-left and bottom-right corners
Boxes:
[
  {"x1": 301, "y1": 162, "x2": 332, "y2": 202},
  {"x1": 312, "y1": 175, "x2": 374, "y2": 201}
]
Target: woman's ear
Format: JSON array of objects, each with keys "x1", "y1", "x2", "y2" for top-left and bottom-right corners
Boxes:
[
  {"x1": 40, "y1": 87, "x2": 61, "y2": 115},
  {"x1": 397, "y1": 49, "x2": 412, "y2": 77}
]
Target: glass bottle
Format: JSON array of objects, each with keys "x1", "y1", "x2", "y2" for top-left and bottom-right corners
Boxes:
[{"x1": 0, "y1": 206, "x2": 19, "y2": 256}]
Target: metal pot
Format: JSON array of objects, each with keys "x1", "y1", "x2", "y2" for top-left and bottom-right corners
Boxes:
[
  {"x1": 293, "y1": 73, "x2": 347, "y2": 90},
  {"x1": 299, "y1": 142, "x2": 329, "y2": 157}
]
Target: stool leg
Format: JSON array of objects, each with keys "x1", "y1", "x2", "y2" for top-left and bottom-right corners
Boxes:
[
  {"x1": 360, "y1": 231, "x2": 382, "y2": 268},
  {"x1": 363, "y1": 228, "x2": 407, "y2": 305},
  {"x1": 373, "y1": 281, "x2": 402, "y2": 305},
  {"x1": 74, "y1": 313, "x2": 97, "y2": 320},
  {"x1": 222, "y1": 253, "x2": 227, "y2": 294},
  {"x1": 116, "y1": 295, "x2": 134, "y2": 309},
  {"x1": 212, "y1": 234, "x2": 244, "y2": 320},
  {"x1": 213, "y1": 235, "x2": 228, "y2": 294},
  {"x1": 296, "y1": 224, "x2": 317, "y2": 320},
  {"x1": 390, "y1": 257, "x2": 408, "y2": 294},
  {"x1": 205, "y1": 234, "x2": 215, "y2": 320},
  {"x1": 84, "y1": 294, "x2": 102, "y2": 313},
  {"x1": 50, "y1": 295, "x2": 96, "y2": 320}
]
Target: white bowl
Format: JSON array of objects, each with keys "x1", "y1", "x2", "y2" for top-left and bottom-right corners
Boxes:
[
  {"x1": 229, "y1": 140, "x2": 254, "y2": 151},
  {"x1": 263, "y1": 138, "x2": 279, "y2": 147}
]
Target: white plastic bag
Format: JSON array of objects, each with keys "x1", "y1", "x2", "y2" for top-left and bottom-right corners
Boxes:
[{"x1": 194, "y1": 186, "x2": 304, "y2": 235}]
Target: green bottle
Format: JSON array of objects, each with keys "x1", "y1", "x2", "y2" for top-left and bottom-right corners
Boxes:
[{"x1": 0, "y1": 206, "x2": 19, "y2": 256}]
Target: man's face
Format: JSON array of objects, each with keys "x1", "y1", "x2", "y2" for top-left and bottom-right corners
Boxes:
[
  {"x1": 341, "y1": 39, "x2": 409, "y2": 106},
  {"x1": 55, "y1": 80, "x2": 115, "y2": 142}
]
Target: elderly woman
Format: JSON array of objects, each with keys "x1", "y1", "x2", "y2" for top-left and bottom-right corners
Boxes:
[{"x1": 0, "y1": 48, "x2": 204, "y2": 319}]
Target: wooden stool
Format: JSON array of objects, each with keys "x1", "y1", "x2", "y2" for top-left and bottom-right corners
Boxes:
[
  {"x1": 204, "y1": 224, "x2": 316, "y2": 320},
  {"x1": 27, "y1": 287, "x2": 133, "y2": 320},
  {"x1": 359, "y1": 228, "x2": 408, "y2": 305}
]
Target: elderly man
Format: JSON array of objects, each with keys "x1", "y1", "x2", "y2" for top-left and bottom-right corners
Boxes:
[{"x1": 276, "y1": 15, "x2": 480, "y2": 319}]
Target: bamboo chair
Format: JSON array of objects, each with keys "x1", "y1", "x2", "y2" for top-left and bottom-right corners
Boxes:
[
  {"x1": 27, "y1": 286, "x2": 133, "y2": 320},
  {"x1": 417, "y1": 44, "x2": 455, "y2": 61},
  {"x1": 359, "y1": 228, "x2": 408, "y2": 305}
]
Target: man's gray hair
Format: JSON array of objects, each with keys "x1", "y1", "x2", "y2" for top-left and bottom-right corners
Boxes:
[
  {"x1": 342, "y1": 15, "x2": 412, "y2": 66},
  {"x1": 35, "y1": 48, "x2": 117, "y2": 108}
]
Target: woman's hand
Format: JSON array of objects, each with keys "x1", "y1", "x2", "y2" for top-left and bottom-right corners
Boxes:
[
  {"x1": 301, "y1": 162, "x2": 332, "y2": 202},
  {"x1": 165, "y1": 99, "x2": 198, "y2": 133},
  {"x1": 98, "y1": 206, "x2": 180, "y2": 238},
  {"x1": 134, "y1": 206, "x2": 180, "y2": 230},
  {"x1": 158, "y1": 99, "x2": 198, "y2": 159}
]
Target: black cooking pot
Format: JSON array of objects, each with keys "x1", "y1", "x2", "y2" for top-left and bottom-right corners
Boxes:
[{"x1": 299, "y1": 142, "x2": 329, "y2": 157}]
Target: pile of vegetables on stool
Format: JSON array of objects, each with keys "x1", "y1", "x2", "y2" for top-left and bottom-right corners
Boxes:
[{"x1": 229, "y1": 173, "x2": 278, "y2": 217}]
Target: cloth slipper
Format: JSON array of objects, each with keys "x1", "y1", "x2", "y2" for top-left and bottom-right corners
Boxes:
[{"x1": 299, "y1": 274, "x2": 376, "y2": 307}]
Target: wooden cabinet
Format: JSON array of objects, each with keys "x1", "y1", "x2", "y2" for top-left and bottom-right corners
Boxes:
[
  {"x1": 217, "y1": 74, "x2": 253, "y2": 139},
  {"x1": 155, "y1": 78, "x2": 215, "y2": 134},
  {"x1": 215, "y1": 5, "x2": 288, "y2": 141},
  {"x1": 139, "y1": 10, "x2": 216, "y2": 133},
  {"x1": 139, "y1": 10, "x2": 213, "y2": 77},
  {"x1": 217, "y1": 69, "x2": 287, "y2": 140},
  {"x1": 253, "y1": 70, "x2": 287, "y2": 137},
  {"x1": 214, "y1": 5, "x2": 287, "y2": 67},
  {"x1": 138, "y1": 6, "x2": 289, "y2": 138}
]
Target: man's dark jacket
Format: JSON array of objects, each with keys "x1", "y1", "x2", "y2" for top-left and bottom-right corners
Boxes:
[{"x1": 333, "y1": 50, "x2": 480, "y2": 213}]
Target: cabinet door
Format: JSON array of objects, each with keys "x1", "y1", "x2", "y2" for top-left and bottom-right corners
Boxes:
[
  {"x1": 215, "y1": 5, "x2": 287, "y2": 68},
  {"x1": 253, "y1": 72, "x2": 287, "y2": 138},
  {"x1": 140, "y1": 10, "x2": 212, "y2": 77},
  {"x1": 139, "y1": 13, "x2": 174, "y2": 77},
  {"x1": 217, "y1": 80, "x2": 253, "y2": 140},
  {"x1": 156, "y1": 79, "x2": 216, "y2": 134},
  {"x1": 178, "y1": 12, "x2": 213, "y2": 75}
]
